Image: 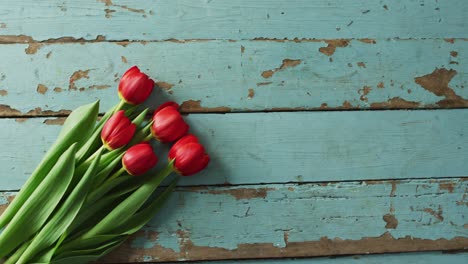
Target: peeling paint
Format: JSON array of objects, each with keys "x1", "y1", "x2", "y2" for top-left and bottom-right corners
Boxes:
[
  {"x1": 359, "y1": 39, "x2": 377, "y2": 44},
  {"x1": 383, "y1": 214, "x2": 398, "y2": 229},
  {"x1": 247, "y1": 88, "x2": 255, "y2": 99},
  {"x1": 370, "y1": 97, "x2": 420, "y2": 109},
  {"x1": 103, "y1": 232, "x2": 468, "y2": 263},
  {"x1": 423, "y1": 206, "x2": 444, "y2": 222},
  {"x1": 53, "y1": 87, "x2": 62, "y2": 93},
  {"x1": 377, "y1": 82, "x2": 385, "y2": 89},
  {"x1": 43, "y1": 118, "x2": 65, "y2": 125},
  {"x1": 0, "y1": 89, "x2": 7, "y2": 96},
  {"x1": 261, "y1": 59, "x2": 301, "y2": 78},
  {"x1": 36, "y1": 84, "x2": 48, "y2": 94},
  {"x1": 358, "y1": 86, "x2": 372, "y2": 102},
  {"x1": 390, "y1": 181, "x2": 397, "y2": 197},
  {"x1": 0, "y1": 104, "x2": 21, "y2": 115},
  {"x1": 439, "y1": 182, "x2": 455, "y2": 193},
  {"x1": 89, "y1": 85, "x2": 111, "y2": 90},
  {"x1": 156, "y1": 81, "x2": 174, "y2": 91},
  {"x1": 14, "y1": 118, "x2": 28, "y2": 123},
  {"x1": 0, "y1": 106, "x2": 71, "y2": 116},
  {"x1": 444, "y1": 38, "x2": 455, "y2": 44},
  {"x1": 257, "y1": 82, "x2": 272, "y2": 86},
  {"x1": 206, "y1": 188, "x2": 275, "y2": 200},
  {"x1": 121, "y1": 56, "x2": 128, "y2": 63},
  {"x1": 318, "y1": 39, "x2": 350, "y2": 56},
  {"x1": 241, "y1": 45, "x2": 245, "y2": 54},
  {"x1": 179, "y1": 100, "x2": 231, "y2": 113},
  {"x1": 69, "y1": 69, "x2": 90, "y2": 90},
  {"x1": 357, "y1": 62, "x2": 366, "y2": 68},
  {"x1": 450, "y1": 51, "x2": 458, "y2": 57},
  {"x1": 0, "y1": 23, "x2": 6, "y2": 28},
  {"x1": 415, "y1": 68, "x2": 468, "y2": 107}
]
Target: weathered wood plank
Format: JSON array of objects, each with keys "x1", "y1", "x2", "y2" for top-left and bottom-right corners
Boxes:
[
  {"x1": 194, "y1": 252, "x2": 468, "y2": 264},
  {"x1": 0, "y1": 110, "x2": 467, "y2": 189},
  {"x1": 0, "y1": 39, "x2": 466, "y2": 115},
  {"x1": 0, "y1": 0, "x2": 466, "y2": 41},
  {"x1": 192, "y1": 252, "x2": 468, "y2": 264},
  {"x1": 2, "y1": 179, "x2": 466, "y2": 262}
]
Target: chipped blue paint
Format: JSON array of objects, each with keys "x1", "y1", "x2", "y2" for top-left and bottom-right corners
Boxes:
[
  {"x1": 196, "y1": 252, "x2": 468, "y2": 264},
  {"x1": 1, "y1": 179, "x2": 466, "y2": 261},
  {"x1": 0, "y1": 110, "x2": 467, "y2": 189},
  {"x1": 141, "y1": 179, "x2": 467, "y2": 253},
  {"x1": 0, "y1": 39, "x2": 466, "y2": 114},
  {"x1": 0, "y1": 0, "x2": 466, "y2": 40}
]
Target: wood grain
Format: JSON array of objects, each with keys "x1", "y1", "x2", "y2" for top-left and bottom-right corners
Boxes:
[
  {"x1": 0, "y1": 110, "x2": 467, "y2": 189},
  {"x1": 0, "y1": 0, "x2": 466, "y2": 41},
  {"x1": 3, "y1": 178, "x2": 465, "y2": 262},
  {"x1": 0, "y1": 39, "x2": 466, "y2": 115},
  {"x1": 188, "y1": 252, "x2": 468, "y2": 264}
]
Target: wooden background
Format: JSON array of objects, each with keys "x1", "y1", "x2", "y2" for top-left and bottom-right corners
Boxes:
[{"x1": 0, "y1": 0, "x2": 467, "y2": 263}]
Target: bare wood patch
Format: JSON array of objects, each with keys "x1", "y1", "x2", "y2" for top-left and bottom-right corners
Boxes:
[
  {"x1": 415, "y1": 68, "x2": 468, "y2": 107},
  {"x1": 319, "y1": 39, "x2": 350, "y2": 56},
  {"x1": 370, "y1": 97, "x2": 420, "y2": 109},
  {"x1": 103, "y1": 232, "x2": 468, "y2": 263},
  {"x1": 247, "y1": 88, "x2": 255, "y2": 99},
  {"x1": 206, "y1": 188, "x2": 275, "y2": 200},
  {"x1": 261, "y1": 59, "x2": 302, "y2": 79},
  {"x1": 43, "y1": 118, "x2": 66, "y2": 125},
  {"x1": 180, "y1": 100, "x2": 231, "y2": 113},
  {"x1": 383, "y1": 214, "x2": 398, "y2": 229},
  {"x1": 36, "y1": 84, "x2": 48, "y2": 94},
  {"x1": 0, "y1": 90, "x2": 7, "y2": 96}
]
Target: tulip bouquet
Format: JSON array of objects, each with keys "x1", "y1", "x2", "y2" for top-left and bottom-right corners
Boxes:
[{"x1": 0, "y1": 66, "x2": 209, "y2": 263}]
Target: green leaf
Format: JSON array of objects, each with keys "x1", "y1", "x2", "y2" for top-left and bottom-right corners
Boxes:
[
  {"x1": 55, "y1": 235, "x2": 125, "y2": 257},
  {"x1": 51, "y1": 239, "x2": 124, "y2": 264},
  {"x1": 0, "y1": 144, "x2": 77, "y2": 258},
  {"x1": 4, "y1": 240, "x2": 31, "y2": 264},
  {"x1": 0, "y1": 101, "x2": 99, "y2": 228},
  {"x1": 16, "y1": 149, "x2": 103, "y2": 264},
  {"x1": 132, "y1": 108, "x2": 149, "y2": 127},
  {"x1": 114, "y1": 177, "x2": 179, "y2": 235},
  {"x1": 81, "y1": 164, "x2": 173, "y2": 238},
  {"x1": 89, "y1": 152, "x2": 125, "y2": 190},
  {"x1": 64, "y1": 190, "x2": 128, "y2": 238}
]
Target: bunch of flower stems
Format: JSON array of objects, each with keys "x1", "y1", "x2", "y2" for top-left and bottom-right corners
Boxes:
[{"x1": 0, "y1": 66, "x2": 209, "y2": 264}]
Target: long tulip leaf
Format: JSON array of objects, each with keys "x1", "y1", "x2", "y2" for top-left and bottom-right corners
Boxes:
[
  {"x1": 114, "y1": 177, "x2": 179, "y2": 235},
  {"x1": 0, "y1": 101, "x2": 99, "y2": 228},
  {"x1": 0, "y1": 144, "x2": 77, "y2": 258},
  {"x1": 51, "y1": 237, "x2": 125, "y2": 264},
  {"x1": 82, "y1": 164, "x2": 173, "y2": 238},
  {"x1": 55, "y1": 234, "x2": 124, "y2": 256},
  {"x1": 17, "y1": 149, "x2": 103, "y2": 264}
]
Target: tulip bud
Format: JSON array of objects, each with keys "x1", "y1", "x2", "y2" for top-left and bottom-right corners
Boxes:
[
  {"x1": 169, "y1": 134, "x2": 210, "y2": 176},
  {"x1": 101, "y1": 110, "x2": 136, "y2": 150},
  {"x1": 151, "y1": 102, "x2": 189, "y2": 143},
  {"x1": 118, "y1": 66, "x2": 155, "y2": 105},
  {"x1": 122, "y1": 143, "x2": 158, "y2": 176}
]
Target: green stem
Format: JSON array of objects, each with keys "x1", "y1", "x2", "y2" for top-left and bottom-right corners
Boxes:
[{"x1": 107, "y1": 167, "x2": 126, "y2": 182}]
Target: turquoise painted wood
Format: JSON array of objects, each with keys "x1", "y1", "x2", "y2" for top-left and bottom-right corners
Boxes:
[
  {"x1": 0, "y1": 39, "x2": 466, "y2": 115},
  {"x1": 2, "y1": 178, "x2": 463, "y2": 262},
  {"x1": 0, "y1": 110, "x2": 467, "y2": 189},
  {"x1": 0, "y1": 0, "x2": 466, "y2": 40},
  {"x1": 1, "y1": 0, "x2": 467, "y2": 263},
  {"x1": 193, "y1": 252, "x2": 468, "y2": 264}
]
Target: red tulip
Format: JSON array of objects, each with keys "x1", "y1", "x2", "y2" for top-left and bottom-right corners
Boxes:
[
  {"x1": 169, "y1": 134, "x2": 210, "y2": 176},
  {"x1": 151, "y1": 102, "x2": 189, "y2": 143},
  {"x1": 101, "y1": 110, "x2": 136, "y2": 150},
  {"x1": 122, "y1": 143, "x2": 158, "y2": 176},
  {"x1": 118, "y1": 66, "x2": 155, "y2": 105}
]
